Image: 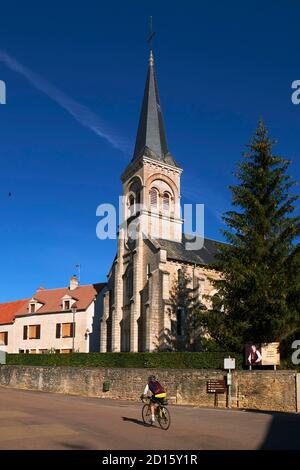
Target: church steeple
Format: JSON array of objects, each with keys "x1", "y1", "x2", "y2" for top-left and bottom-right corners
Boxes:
[
  {"x1": 132, "y1": 50, "x2": 179, "y2": 168},
  {"x1": 121, "y1": 39, "x2": 183, "y2": 247}
]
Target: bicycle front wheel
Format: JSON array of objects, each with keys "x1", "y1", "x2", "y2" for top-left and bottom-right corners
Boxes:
[
  {"x1": 157, "y1": 406, "x2": 171, "y2": 430},
  {"x1": 142, "y1": 404, "x2": 153, "y2": 426}
]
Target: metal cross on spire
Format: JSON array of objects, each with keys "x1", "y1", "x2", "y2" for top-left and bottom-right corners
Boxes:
[{"x1": 147, "y1": 16, "x2": 155, "y2": 50}]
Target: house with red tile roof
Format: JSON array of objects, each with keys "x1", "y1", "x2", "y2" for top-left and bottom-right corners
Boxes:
[
  {"x1": 0, "y1": 299, "x2": 29, "y2": 352},
  {"x1": 0, "y1": 276, "x2": 106, "y2": 354}
]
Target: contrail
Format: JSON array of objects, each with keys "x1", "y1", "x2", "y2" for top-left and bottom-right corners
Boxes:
[{"x1": 0, "y1": 50, "x2": 129, "y2": 153}]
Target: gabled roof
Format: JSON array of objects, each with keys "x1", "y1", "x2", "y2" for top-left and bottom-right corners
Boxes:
[
  {"x1": 151, "y1": 236, "x2": 224, "y2": 266},
  {"x1": 15, "y1": 283, "x2": 106, "y2": 316},
  {"x1": 131, "y1": 50, "x2": 179, "y2": 168},
  {"x1": 0, "y1": 299, "x2": 29, "y2": 325}
]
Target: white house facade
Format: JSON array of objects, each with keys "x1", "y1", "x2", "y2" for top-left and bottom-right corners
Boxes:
[{"x1": 0, "y1": 277, "x2": 105, "y2": 354}]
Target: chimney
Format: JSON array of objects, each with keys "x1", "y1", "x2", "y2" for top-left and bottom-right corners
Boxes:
[{"x1": 69, "y1": 275, "x2": 79, "y2": 291}]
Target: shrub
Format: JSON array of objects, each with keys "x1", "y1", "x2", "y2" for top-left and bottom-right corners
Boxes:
[{"x1": 6, "y1": 352, "x2": 243, "y2": 369}]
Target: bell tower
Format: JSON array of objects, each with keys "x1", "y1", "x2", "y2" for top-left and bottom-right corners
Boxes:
[
  {"x1": 108, "y1": 46, "x2": 183, "y2": 353},
  {"x1": 121, "y1": 49, "x2": 183, "y2": 243}
]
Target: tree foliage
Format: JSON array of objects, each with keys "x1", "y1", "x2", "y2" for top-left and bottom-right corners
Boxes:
[{"x1": 201, "y1": 120, "x2": 300, "y2": 352}]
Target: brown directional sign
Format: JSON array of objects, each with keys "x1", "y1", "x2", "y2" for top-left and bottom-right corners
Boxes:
[{"x1": 207, "y1": 379, "x2": 226, "y2": 394}]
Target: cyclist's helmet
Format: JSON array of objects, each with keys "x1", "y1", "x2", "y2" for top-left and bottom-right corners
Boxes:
[{"x1": 148, "y1": 375, "x2": 156, "y2": 382}]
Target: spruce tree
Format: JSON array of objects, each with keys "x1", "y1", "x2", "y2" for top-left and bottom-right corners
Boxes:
[{"x1": 203, "y1": 120, "x2": 300, "y2": 351}]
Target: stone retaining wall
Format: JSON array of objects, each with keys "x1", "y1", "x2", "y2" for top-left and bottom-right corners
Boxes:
[{"x1": 0, "y1": 365, "x2": 298, "y2": 413}]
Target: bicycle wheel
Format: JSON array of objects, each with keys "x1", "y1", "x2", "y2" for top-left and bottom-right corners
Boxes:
[
  {"x1": 157, "y1": 406, "x2": 171, "y2": 430},
  {"x1": 142, "y1": 404, "x2": 153, "y2": 426}
]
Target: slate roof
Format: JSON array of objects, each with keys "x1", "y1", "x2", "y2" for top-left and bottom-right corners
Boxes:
[
  {"x1": 131, "y1": 50, "x2": 179, "y2": 168},
  {"x1": 153, "y1": 236, "x2": 223, "y2": 266}
]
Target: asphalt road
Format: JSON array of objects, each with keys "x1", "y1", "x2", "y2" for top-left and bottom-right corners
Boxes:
[{"x1": 0, "y1": 387, "x2": 299, "y2": 450}]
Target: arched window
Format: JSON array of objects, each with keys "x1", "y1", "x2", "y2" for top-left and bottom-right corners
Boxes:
[
  {"x1": 163, "y1": 192, "x2": 170, "y2": 212},
  {"x1": 128, "y1": 194, "x2": 135, "y2": 217},
  {"x1": 149, "y1": 188, "x2": 158, "y2": 209},
  {"x1": 146, "y1": 264, "x2": 151, "y2": 279},
  {"x1": 125, "y1": 267, "x2": 133, "y2": 300},
  {"x1": 129, "y1": 179, "x2": 141, "y2": 205}
]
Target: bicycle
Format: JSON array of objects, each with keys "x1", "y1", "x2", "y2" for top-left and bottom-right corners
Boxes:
[{"x1": 141, "y1": 396, "x2": 171, "y2": 430}]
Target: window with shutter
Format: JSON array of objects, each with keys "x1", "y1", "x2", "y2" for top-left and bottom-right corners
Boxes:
[
  {"x1": 56, "y1": 323, "x2": 61, "y2": 338},
  {"x1": 29, "y1": 325, "x2": 36, "y2": 339},
  {"x1": 30, "y1": 303, "x2": 35, "y2": 313},
  {"x1": 62, "y1": 323, "x2": 74, "y2": 338},
  {"x1": 23, "y1": 325, "x2": 28, "y2": 340},
  {"x1": 163, "y1": 192, "x2": 170, "y2": 211},
  {"x1": 28, "y1": 325, "x2": 41, "y2": 339},
  {"x1": 149, "y1": 188, "x2": 158, "y2": 208},
  {"x1": 0, "y1": 332, "x2": 8, "y2": 345}
]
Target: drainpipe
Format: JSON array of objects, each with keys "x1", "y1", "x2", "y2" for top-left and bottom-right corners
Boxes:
[{"x1": 71, "y1": 306, "x2": 77, "y2": 352}]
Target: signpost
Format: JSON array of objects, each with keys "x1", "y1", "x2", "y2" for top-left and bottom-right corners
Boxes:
[
  {"x1": 224, "y1": 356, "x2": 236, "y2": 408},
  {"x1": 207, "y1": 379, "x2": 226, "y2": 394},
  {"x1": 224, "y1": 357, "x2": 235, "y2": 370},
  {"x1": 207, "y1": 379, "x2": 226, "y2": 407}
]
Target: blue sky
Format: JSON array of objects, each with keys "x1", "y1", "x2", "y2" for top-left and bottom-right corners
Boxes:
[{"x1": 0, "y1": 0, "x2": 300, "y2": 301}]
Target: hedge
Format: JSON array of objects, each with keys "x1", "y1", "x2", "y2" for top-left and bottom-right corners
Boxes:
[{"x1": 5, "y1": 352, "x2": 244, "y2": 369}]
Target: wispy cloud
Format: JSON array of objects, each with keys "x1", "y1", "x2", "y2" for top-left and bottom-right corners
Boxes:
[
  {"x1": 0, "y1": 50, "x2": 130, "y2": 153},
  {"x1": 182, "y1": 172, "x2": 230, "y2": 222}
]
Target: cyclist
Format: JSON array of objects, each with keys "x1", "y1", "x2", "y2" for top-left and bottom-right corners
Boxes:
[{"x1": 141, "y1": 375, "x2": 167, "y2": 423}]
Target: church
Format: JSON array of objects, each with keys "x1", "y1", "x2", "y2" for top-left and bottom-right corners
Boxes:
[{"x1": 99, "y1": 49, "x2": 222, "y2": 353}]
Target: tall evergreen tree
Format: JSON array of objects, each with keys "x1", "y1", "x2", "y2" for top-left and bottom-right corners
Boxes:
[{"x1": 202, "y1": 120, "x2": 300, "y2": 351}]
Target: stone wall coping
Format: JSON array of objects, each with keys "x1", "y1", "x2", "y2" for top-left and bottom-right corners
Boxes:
[{"x1": 0, "y1": 364, "x2": 296, "y2": 375}]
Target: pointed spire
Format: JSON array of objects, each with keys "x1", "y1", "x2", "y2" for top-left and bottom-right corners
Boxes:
[
  {"x1": 132, "y1": 50, "x2": 178, "y2": 167},
  {"x1": 149, "y1": 49, "x2": 154, "y2": 66}
]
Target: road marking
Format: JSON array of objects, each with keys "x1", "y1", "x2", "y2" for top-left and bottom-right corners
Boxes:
[{"x1": 0, "y1": 424, "x2": 77, "y2": 442}]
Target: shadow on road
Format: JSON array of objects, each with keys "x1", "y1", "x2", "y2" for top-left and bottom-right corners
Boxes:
[
  {"x1": 122, "y1": 416, "x2": 150, "y2": 427},
  {"x1": 56, "y1": 442, "x2": 91, "y2": 450},
  {"x1": 245, "y1": 410, "x2": 300, "y2": 450}
]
